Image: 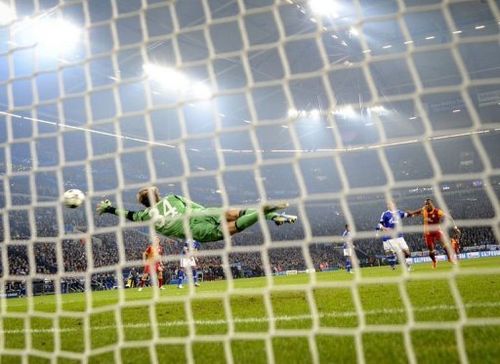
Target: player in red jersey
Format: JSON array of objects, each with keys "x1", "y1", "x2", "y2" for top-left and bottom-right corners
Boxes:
[
  {"x1": 138, "y1": 236, "x2": 164, "y2": 291},
  {"x1": 451, "y1": 226, "x2": 462, "y2": 258},
  {"x1": 408, "y1": 198, "x2": 460, "y2": 268}
]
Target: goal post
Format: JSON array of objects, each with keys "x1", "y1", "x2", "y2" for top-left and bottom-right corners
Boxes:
[{"x1": 1, "y1": 0, "x2": 500, "y2": 363}]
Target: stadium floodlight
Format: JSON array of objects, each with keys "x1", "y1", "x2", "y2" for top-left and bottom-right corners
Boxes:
[
  {"x1": 191, "y1": 82, "x2": 213, "y2": 100},
  {"x1": 143, "y1": 63, "x2": 190, "y2": 91},
  {"x1": 349, "y1": 26, "x2": 359, "y2": 37},
  {"x1": 309, "y1": 0, "x2": 339, "y2": 18},
  {"x1": 144, "y1": 63, "x2": 214, "y2": 100},
  {"x1": 333, "y1": 105, "x2": 356, "y2": 118},
  {"x1": 33, "y1": 18, "x2": 82, "y2": 54},
  {"x1": 0, "y1": 2, "x2": 16, "y2": 26},
  {"x1": 11, "y1": 17, "x2": 81, "y2": 53},
  {"x1": 36, "y1": 18, "x2": 81, "y2": 52},
  {"x1": 288, "y1": 108, "x2": 299, "y2": 118},
  {"x1": 309, "y1": 109, "x2": 321, "y2": 119},
  {"x1": 368, "y1": 105, "x2": 389, "y2": 116}
]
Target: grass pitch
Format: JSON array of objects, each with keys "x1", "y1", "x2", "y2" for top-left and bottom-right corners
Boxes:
[{"x1": 1, "y1": 257, "x2": 499, "y2": 364}]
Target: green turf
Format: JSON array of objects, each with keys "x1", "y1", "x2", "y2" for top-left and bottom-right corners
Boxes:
[
  {"x1": 156, "y1": 344, "x2": 186, "y2": 363},
  {"x1": 231, "y1": 339, "x2": 267, "y2": 364},
  {"x1": 363, "y1": 332, "x2": 406, "y2": 364},
  {"x1": 0, "y1": 257, "x2": 499, "y2": 363},
  {"x1": 411, "y1": 329, "x2": 459, "y2": 363}
]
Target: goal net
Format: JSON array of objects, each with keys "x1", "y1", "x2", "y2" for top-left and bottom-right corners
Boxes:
[{"x1": 1, "y1": 0, "x2": 499, "y2": 363}]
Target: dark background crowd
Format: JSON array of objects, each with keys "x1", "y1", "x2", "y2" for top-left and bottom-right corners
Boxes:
[{"x1": 1, "y1": 179, "x2": 499, "y2": 296}]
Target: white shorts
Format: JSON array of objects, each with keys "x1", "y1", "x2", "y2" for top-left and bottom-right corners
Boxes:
[
  {"x1": 343, "y1": 248, "x2": 353, "y2": 257},
  {"x1": 180, "y1": 257, "x2": 197, "y2": 268},
  {"x1": 383, "y1": 237, "x2": 409, "y2": 253}
]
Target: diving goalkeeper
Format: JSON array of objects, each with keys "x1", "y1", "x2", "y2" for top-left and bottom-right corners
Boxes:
[{"x1": 96, "y1": 186, "x2": 297, "y2": 243}]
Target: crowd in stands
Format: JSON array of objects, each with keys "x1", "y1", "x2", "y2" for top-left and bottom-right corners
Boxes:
[{"x1": 1, "y1": 182, "x2": 499, "y2": 294}]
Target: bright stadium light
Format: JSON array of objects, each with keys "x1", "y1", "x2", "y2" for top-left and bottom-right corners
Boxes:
[
  {"x1": 349, "y1": 26, "x2": 359, "y2": 37},
  {"x1": 309, "y1": 0, "x2": 340, "y2": 17},
  {"x1": 11, "y1": 17, "x2": 81, "y2": 54},
  {"x1": 288, "y1": 108, "x2": 299, "y2": 118},
  {"x1": 36, "y1": 19, "x2": 81, "y2": 52},
  {"x1": 309, "y1": 109, "x2": 320, "y2": 119},
  {"x1": 0, "y1": 2, "x2": 16, "y2": 25},
  {"x1": 144, "y1": 63, "x2": 214, "y2": 100},
  {"x1": 333, "y1": 105, "x2": 356, "y2": 118},
  {"x1": 191, "y1": 82, "x2": 213, "y2": 100},
  {"x1": 368, "y1": 105, "x2": 389, "y2": 116},
  {"x1": 143, "y1": 63, "x2": 190, "y2": 91}
]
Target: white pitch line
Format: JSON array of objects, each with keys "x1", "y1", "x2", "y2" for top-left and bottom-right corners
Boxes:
[
  {"x1": 2, "y1": 301, "x2": 499, "y2": 335},
  {"x1": 2, "y1": 112, "x2": 176, "y2": 149}
]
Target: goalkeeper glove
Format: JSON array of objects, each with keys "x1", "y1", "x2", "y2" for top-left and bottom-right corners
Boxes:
[{"x1": 96, "y1": 199, "x2": 114, "y2": 215}]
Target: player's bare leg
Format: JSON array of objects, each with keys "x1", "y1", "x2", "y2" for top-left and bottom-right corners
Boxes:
[
  {"x1": 225, "y1": 209, "x2": 240, "y2": 222},
  {"x1": 451, "y1": 238, "x2": 460, "y2": 260},
  {"x1": 429, "y1": 250, "x2": 437, "y2": 269},
  {"x1": 440, "y1": 241, "x2": 457, "y2": 265},
  {"x1": 158, "y1": 269, "x2": 165, "y2": 289},
  {"x1": 451, "y1": 228, "x2": 461, "y2": 261},
  {"x1": 426, "y1": 240, "x2": 437, "y2": 269},
  {"x1": 138, "y1": 273, "x2": 149, "y2": 291}
]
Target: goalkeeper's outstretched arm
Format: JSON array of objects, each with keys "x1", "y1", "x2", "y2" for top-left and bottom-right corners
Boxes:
[{"x1": 96, "y1": 200, "x2": 151, "y2": 222}]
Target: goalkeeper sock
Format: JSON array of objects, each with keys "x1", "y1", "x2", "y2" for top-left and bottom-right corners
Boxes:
[
  {"x1": 235, "y1": 210, "x2": 279, "y2": 231},
  {"x1": 158, "y1": 277, "x2": 163, "y2": 288},
  {"x1": 235, "y1": 211, "x2": 258, "y2": 231}
]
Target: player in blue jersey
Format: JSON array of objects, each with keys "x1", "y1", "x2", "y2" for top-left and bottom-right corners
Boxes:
[
  {"x1": 177, "y1": 240, "x2": 201, "y2": 289},
  {"x1": 342, "y1": 224, "x2": 354, "y2": 273},
  {"x1": 376, "y1": 201, "x2": 412, "y2": 271}
]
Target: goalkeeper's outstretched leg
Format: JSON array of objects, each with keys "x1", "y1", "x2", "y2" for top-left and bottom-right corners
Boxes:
[{"x1": 226, "y1": 204, "x2": 297, "y2": 234}]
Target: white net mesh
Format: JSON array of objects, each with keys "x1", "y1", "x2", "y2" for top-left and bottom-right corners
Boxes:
[{"x1": 1, "y1": 0, "x2": 500, "y2": 363}]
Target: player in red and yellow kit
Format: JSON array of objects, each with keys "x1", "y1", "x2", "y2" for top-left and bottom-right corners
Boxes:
[
  {"x1": 138, "y1": 236, "x2": 164, "y2": 291},
  {"x1": 408, "y1": 198, "x2": 459, "y2": 268}
]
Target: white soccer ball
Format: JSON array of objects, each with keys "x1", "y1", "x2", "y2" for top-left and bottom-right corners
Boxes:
[{"x1": 63, "y1": 189, "x2": 85, "y2": 208}]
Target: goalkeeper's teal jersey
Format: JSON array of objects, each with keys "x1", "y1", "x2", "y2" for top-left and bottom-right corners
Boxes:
[{"x1": 131, "y1": 195, "x2": 206, "y2": 238}]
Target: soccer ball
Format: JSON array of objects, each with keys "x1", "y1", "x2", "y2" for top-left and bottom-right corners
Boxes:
[{"x1": 63, "y1": 189, "x2": 85, "y2": 208}]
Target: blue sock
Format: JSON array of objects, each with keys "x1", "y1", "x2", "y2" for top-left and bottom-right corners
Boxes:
[
  {"x1": 345, "y1": 259, "x2": 352, "y2": 272},
  {"x1": 388, "y1": 255, "x2": 396, "y2": 268},
  {"x1": 192, "y1": 269, "x2": 198, "y2": 283},
  {"x1": 177, "y1": 269, "x2": 185, "y2": 283}
]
